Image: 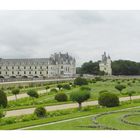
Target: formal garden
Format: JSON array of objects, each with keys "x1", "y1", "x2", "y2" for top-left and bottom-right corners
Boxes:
[{"x1": 0, "y1": 77, "x2": 140, "y2": 130}]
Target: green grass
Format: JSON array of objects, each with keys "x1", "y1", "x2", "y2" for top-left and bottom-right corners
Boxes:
[
  {"x1": 1, "y1": 99, "x2": 140, "y2": 130},
  {"x1": 5, "y1": 79, "x2": 140, "y2": 111}
]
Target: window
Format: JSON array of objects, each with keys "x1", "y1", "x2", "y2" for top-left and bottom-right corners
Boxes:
[
  {"x1": 18, "y1": 66, "x2": 20, "y2": 69},
  {"x1": 35, "y1": 66, "x2": 37, "y2": 69},
  {"x1": 40, "y1": 72, "x2": 42, "y2": 74},
  {"x1": 18, "y1": 72, "x2": 20, "y2": 74},
  {"x1": 12, "y1": 71, "x2": 14, "y2": 74},
  {"x1": 0, "y1": 67, "x2": 1, "y2": 69},
  {"x1": 24, "y1": 66, "x2": 26, "y2": 69},
  {"x1": 6, "y1": 72, "x2": 7, "y2": 75},
  {"x1": 46, "y1": 66, "x2": 48, "y2": 69},
  {"x1": 61, "y1": 66, "x2": 63, "y2": 69},
  {"x1": 6, "y1": 66, "x2": 8, "y2": 69},
  {"x1": 29, "y1": 71, "x2": 31, "y2": 74},
  {"x1": 12, "y1": 66, "x2": 14, "y2": 69},
  {"x1": 24, "y1": 71, "x2": 26, "y2": 74},
  {"x1": 0, "y1": 71, "x2": 1, "y2": 74},
  {"x1": 40, "y1": 66, "x2": 42, "y2": 69},
  {"x1": 30, "y1": 66, "x2": 31, "y2": 69},
  {"x1": 35, "y1": 71, "x2": 37, "y2": 74}
]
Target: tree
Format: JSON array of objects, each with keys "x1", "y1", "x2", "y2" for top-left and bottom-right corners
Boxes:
[
  {"x1": 115, "y1": 84, "x2": 126, "y2": 93},
  {"x1": 70, "y1": 90, "x2": 90, "y2": 110},
  {"x1": 74, "y1": 77, "x2": 88, "y2": 86},
  {"x1": 34, "y1": 106, "x2": 47, "y2": 118},
  {"x1": 55, "y1": 92, "x2": 68, "y2": 102},
  {"x1": 57, "y1": 84, "x2": 63, "y2": 90},
  {"x1": 12, "y1": 88, "x2": 20, "y2": 100},
  {"x1": 126, "y1": 90, "x2": 136, "y2": 101},
  {"x1": 0, "y1": 90, "x2": 7, "y2": 108},
  {"x1": 27, "y1": 90, "x2": 39, "y2": 103},
  {"x1": 98, "y1": 92, "x2": 119, "y2": 107}
]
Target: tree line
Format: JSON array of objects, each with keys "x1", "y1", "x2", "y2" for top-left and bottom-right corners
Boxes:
[{"x1": 77, "y1": 60, "x2": 140, "y2": 75}]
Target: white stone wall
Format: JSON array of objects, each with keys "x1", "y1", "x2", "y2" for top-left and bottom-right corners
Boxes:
[{"x1": 0, "y1": 53, "x2": 76, "y2": 79}]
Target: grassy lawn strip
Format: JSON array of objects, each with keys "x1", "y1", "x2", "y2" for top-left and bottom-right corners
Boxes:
[{"x1": 1, "y1": 100, "x2": 140, "y2": 130}]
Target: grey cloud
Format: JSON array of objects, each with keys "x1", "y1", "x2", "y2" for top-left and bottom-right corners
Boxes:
[{"x1": 0, "y1": 10, "x2": 139, "y2": 66}]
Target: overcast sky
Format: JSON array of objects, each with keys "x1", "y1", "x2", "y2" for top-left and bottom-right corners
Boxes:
[{"x1": 0, "y1": 10, "x2": 140, "y2": 66}]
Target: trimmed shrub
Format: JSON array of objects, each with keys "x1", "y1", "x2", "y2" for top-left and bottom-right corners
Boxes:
[
  {"x1": 0, "y1": 90, "x2": 7, "y2": 108},
  {"x1": 0, "y1": 109, "x2": 5, "y2": 118},
  {"x1": 98, "y1": 92, "x2": 119, "y2": 107},
  {"x1": 57, "y1": 84, "x2": 63, "y2": 90},
  {"x1": 74, "y1": 77, "x2": 88, "y2": 86},
  {"x1": 34, "y1": 107, "x2": 47, "y2": 118},
  {"x1": 46, "y1": 86, "x2": 50, "y2": 90},
  {"x1": 55, "y1": 93, "x2": 68, "y2": 102},
  {"x1": 50, "y1": 88, "x2": 58, "y2": 93},
  {"x1": 62, "y1": 84, "x2": 71, "y2": 90}
]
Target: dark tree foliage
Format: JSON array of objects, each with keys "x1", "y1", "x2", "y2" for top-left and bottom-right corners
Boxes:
[
  {"x1": 112, "y1": 60, "x2": 140, "y2": 75},
  {"x1": 0, "y1": 90, "x2": 7, "y2": 108},
  {"x1": 77, "y1": 61, "x2": 100, "y2": 75},
  {"x1": 77, "y1": 60, "x2": 140, "y2": 76},
  {"x1": 74, "y1": 77, "x2": 88, "y2": 86}
]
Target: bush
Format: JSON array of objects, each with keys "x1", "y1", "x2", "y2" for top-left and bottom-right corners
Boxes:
[
  {"x1": 50, "y1": 88, "x2": 58, "y2": 93},
  {"x1": 27, "y1": 90, "x2": 39, "y2": 98},
  {"x1": 80, "y1": 86, "x2": 91, "y2": 91},
  {"x1": 0, "y1": 90, "x2": 7, "y2": 108},
  {"x1": 70, "y1": 90, "x2": 90, "y2": 109},
  {"x1": 46, "y1": 86, "x2": 50, "y2": 90},
  {"x1": 55, "y1": 93, "x2": 68, "y2": 102},
  {"x1": 95, "y1": 77, "x2": 102, "y2": 81},
  {"x1": 74, "y1": 77, "x2": 88, "y2": 86},
  {"x1": 98, "y1": 92, "x2": 119, "y2": 107},
  {"x1": 62, "y1": 84, "x2": 71, "y2": 90},
  {"x1": 34, "y1": 107, "x2": 47, "y2": 118},
  {"x1": 57, "y1": 84, "x2": 63, "y2": 90}
]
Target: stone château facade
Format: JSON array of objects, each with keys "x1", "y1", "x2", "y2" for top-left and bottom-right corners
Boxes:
[
  {"x1": 99, "y1": 52, "x2": 112, "y2": 75},
  {"x1": 0, "y1": 52, "x2": 76, "y2": 79}
]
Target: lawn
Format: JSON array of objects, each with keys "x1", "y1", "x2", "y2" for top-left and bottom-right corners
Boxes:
[
  {"x1": 6, "y1": 79, "x2": 140, "y2": 110},
  {"x1": 30, "y1": 105, "x2": 140, "y2": 130}
]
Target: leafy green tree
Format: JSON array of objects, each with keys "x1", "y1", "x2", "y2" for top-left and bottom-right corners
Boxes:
[
  {"x1": 126, "y1": 90, "x2": 136, "y2": 101},
  {"x1": 12, "y1": 88, "x2": 20, "y2": 100},
  {"x1": 115, "y1": 84, "x2": 126, "y2": 93},
  {"x1": 0, "y1": 90, "x2": 7, "y2": 108},
  {"x1": 98, "y1": 92, "x2": 119, "y2": 107},
  {"x1": 74, "y1": 77, "x2": 88, "y2": 86},
  {"x1": 27, "y1": 90, "x2": 39, "y2": 103},
  {"x1": 70, "y1": 90, "x2": 90, "y2": 110}
]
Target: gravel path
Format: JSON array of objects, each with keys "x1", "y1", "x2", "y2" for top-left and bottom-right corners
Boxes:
[
  {"x1": 5, "y1": 95, "x2": 140, "y2": 117},
  {"x1": 7, "y1": 89, "x2": 48, "y2": 101}
]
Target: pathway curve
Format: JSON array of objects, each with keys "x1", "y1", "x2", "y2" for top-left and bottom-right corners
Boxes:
[{"x1": 5, "y1": 95, "x2": 140, "y2": 117}]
